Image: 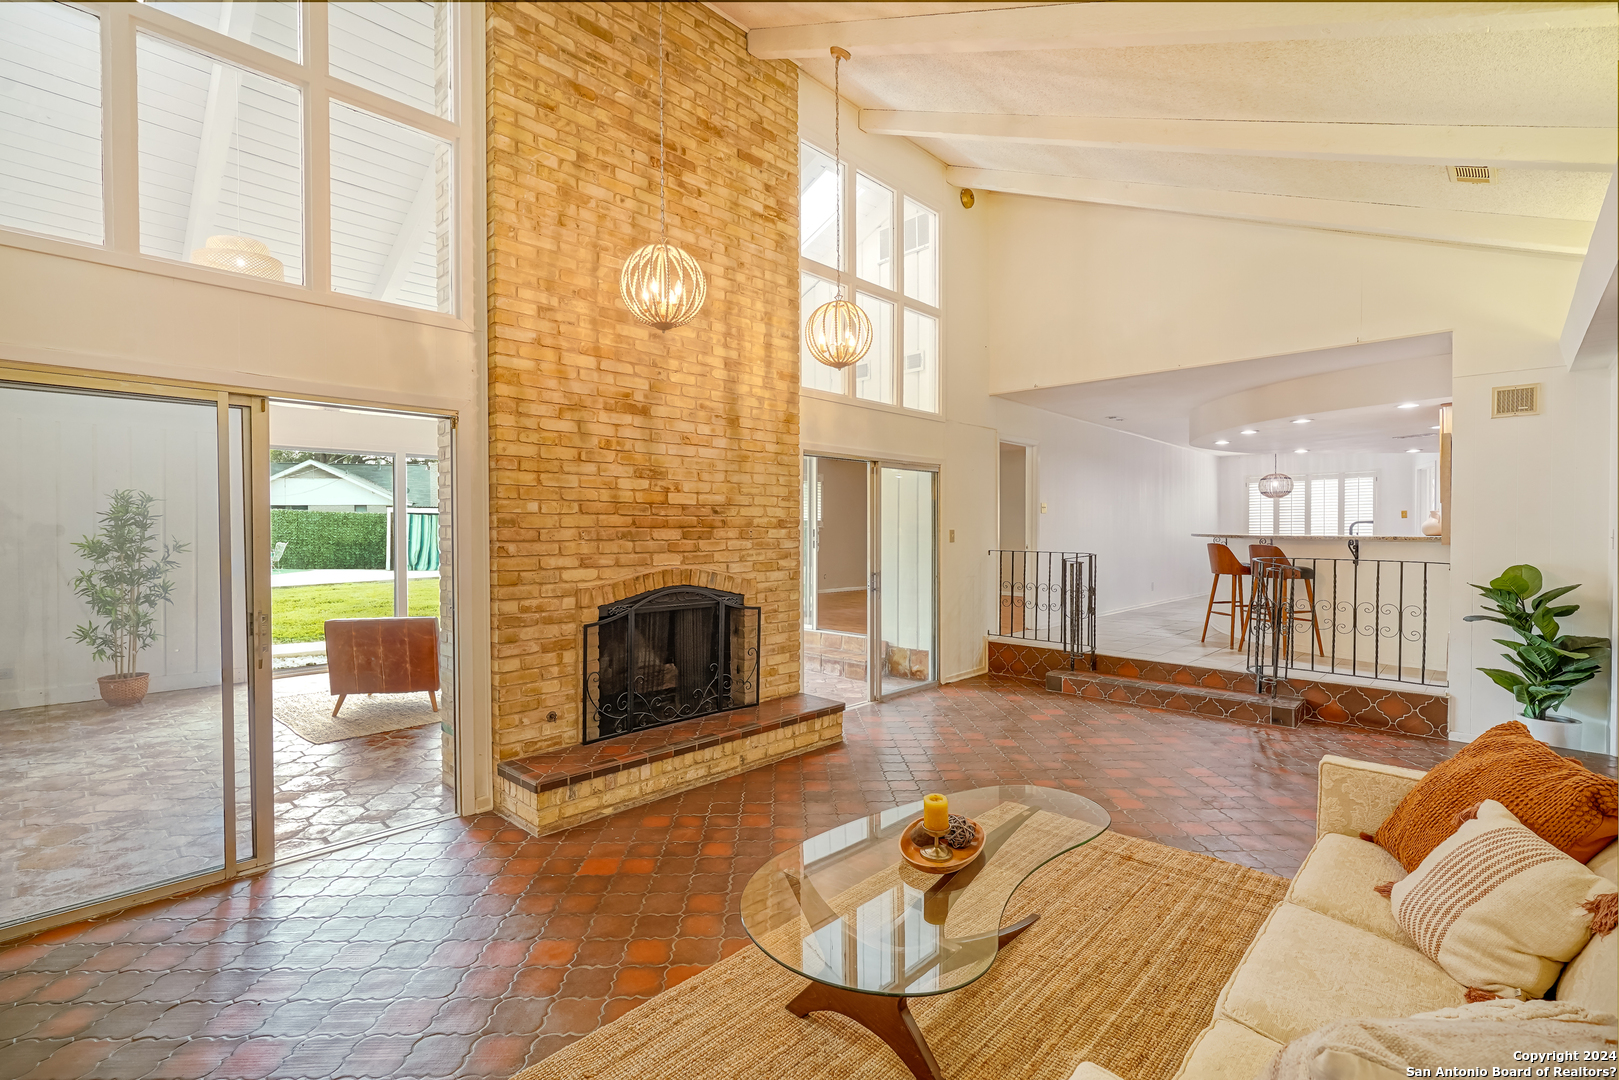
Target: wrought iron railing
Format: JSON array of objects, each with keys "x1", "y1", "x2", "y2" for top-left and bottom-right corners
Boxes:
[
  {"x1": 990, "y1": 549, "x2": 1097, "y2": 671},
  {"x1": 1247, "y1": 556, "x2": 1449, "y2": 692}
]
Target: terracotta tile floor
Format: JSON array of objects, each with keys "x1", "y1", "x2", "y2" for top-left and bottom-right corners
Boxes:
[
  {"x1": 2, "y1": 676, "x2": 1609, "y2": 1080},
  {"x1": 272, "y1": 676, "x2": 452, "y2": 859},
  {"x1": 2, "y1": 678, "x2": 450, "y2": 930}
]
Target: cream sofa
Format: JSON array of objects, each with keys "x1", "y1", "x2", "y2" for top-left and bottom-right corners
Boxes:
[{"x1": 1072, "y1": 754, "x2": 1619, "y2": 1080}]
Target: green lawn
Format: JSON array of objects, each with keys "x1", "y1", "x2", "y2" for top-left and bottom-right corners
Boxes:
[{"x1": 271, "y1": 579, "x2": 441, "y2": 643}]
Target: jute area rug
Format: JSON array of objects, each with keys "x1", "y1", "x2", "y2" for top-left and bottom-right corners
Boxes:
[
  {"x1": 272, "y1": 692, "x2": 438, "y2": 745},
  {"x1": 512, "y1": 831, "x2": 1286, "y2": 1080}
]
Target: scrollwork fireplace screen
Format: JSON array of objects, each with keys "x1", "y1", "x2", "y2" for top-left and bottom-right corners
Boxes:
[{"x1": 583, "y1": 586, "x2": 760, "y2": 743}]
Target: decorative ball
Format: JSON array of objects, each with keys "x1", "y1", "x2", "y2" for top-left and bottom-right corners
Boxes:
[{"x1": 944, "y1": 814, "x2": 977, "y2": 850}]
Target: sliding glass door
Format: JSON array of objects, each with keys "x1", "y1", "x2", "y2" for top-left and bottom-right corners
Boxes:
[
  {"x1": 874, "y1": 464, "x2": 938, "y2": 699},
  {"x1": 0, "y1": 373, "x2": 267, "y2": 938}
]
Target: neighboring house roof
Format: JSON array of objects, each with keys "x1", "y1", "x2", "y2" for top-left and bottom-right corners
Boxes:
[
  {"x1": 269, "y1": 459, "x2": 396, "y2": 504},
  {"x1": 270, "y1": 459, "x2": 439, "y2": 506}
]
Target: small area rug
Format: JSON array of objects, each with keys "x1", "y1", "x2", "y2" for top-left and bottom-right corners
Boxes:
[
  {"x1": 273, "y1": 691, "x2": 438, "y2": 744},
  {"x1": 511, "y1": 830, "x2": 1287, "y2": 1080}
]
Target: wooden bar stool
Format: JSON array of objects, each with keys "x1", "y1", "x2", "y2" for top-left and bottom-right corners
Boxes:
[
  {"x1": 1248, "y1": 544, "x2": 1326, "y2": 656},
  {"x1": 1201, "y1": 543, "x2": 1251, "y2": 649}
]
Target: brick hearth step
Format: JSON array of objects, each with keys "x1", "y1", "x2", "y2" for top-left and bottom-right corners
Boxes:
[
  {"x1": 495, "y1": 694, "x2": 845, "y2": 836},
  {"x1": 1046, "y1": 668, "x2": 1305, "y2": 727}
]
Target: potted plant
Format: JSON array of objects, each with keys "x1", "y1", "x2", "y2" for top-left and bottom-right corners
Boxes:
[
  {"x1": 69, "y1": 489, "x2": 189, "y2": 707},
  {"x1": 1464, "y1": 563, "x2": 1610, "y2": 744}
]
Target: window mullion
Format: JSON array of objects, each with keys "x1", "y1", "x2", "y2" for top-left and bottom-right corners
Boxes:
[
  {"x1": 102, "y1": 3, "x2": 138, "y2": 253},
  {"x1": 304, "y1": 2, "x2": 331, "y2": 295}
]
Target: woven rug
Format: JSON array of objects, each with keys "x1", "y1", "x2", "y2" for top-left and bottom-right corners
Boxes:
[
  {"x1": 272, "y1": 691, "x2": 438, "y2": 744},
  {"x1": 512, "y1": 831, "x2": 1287, "y2": 1080}
]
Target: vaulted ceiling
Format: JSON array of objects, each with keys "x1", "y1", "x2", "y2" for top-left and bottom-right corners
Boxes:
[{"x1": 709, "y1": 2, "x2": 1618, "y2": 255}]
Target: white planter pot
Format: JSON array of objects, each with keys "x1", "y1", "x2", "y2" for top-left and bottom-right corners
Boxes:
[{"x1": 1522, "y1": 715, "x2": 1582, "y2": 750}]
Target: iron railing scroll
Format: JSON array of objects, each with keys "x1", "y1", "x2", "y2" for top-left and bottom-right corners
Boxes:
[
  {"x1": 990, "y1": 549, "x2": 1098, "y2": 672},
  {"x1": 1247, "y1": 556, "x2": 1449, "y2": 693}
]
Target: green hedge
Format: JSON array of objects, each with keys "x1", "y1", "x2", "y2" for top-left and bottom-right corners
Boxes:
[{"x1": 270, "y1": 509, "x2": 387, "y2": 570}]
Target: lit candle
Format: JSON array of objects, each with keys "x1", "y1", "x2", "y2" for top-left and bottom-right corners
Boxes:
[{"x1": 922, "y1": 793, "x2": 948, "y2": 832}]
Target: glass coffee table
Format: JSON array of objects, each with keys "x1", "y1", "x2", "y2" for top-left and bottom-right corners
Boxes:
[{"x1": 740, "y1": 786, "x2": 1110, "y2": 1080}]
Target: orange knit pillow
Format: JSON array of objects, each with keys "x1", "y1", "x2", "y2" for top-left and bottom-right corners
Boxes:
[{"x1": 1372, "y1": 721, "x2": 1619, "y2": 872}]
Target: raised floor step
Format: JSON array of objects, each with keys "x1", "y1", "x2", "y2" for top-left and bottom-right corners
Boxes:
[
  {"x1": 989, "y1": 639, "x2": 1447, "y2": 739},
  {"x1": 494, "y1": 694, "x2": 845, "y2": 835},
  {"x1": 1045, "y1": 668, "x2": 1304, "y2": 727}
]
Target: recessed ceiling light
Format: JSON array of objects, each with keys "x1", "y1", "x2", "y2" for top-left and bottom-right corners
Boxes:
[
  {"x1": 1397, "y1": 402, "x2": 1420, "y2": 409},
  {"x1": 1294, "y1": 448, "x2": 1308, "y2": 454},
  {"x1": 1214, "y1": 440, "x2": 1229, "y2": 446},
  {"x1": 1291, "y1": 418, "x2": 1312, "y2": 424},
  {"x1": 1240, "y1": 429, "x2": 1258, "y2": 435},
  {"x1": 1430, "y1": 425, "x2": 1441, "y2": 430}
]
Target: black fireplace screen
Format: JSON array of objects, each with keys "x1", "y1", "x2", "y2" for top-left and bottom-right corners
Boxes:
[{"x1": 582, "y1": 586, "x2": 760, "y2": 743}]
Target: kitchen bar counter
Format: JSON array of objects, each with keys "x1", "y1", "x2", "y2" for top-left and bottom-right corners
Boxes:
[{"x1": 1193, "y1": 533, "x2": 1441, "y2": 543}]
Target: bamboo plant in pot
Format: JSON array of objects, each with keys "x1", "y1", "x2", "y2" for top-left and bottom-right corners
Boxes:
[
  {"x1": 1465, "y1": 563, "x2": 1609, "y2": 745},
  {"x1": 69, "y1": 489, "x2": 189, "y2": 707}
]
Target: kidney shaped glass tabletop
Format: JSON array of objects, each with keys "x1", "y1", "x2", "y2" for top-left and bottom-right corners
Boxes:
[{"x1": 740, "y1": 786, "x2": 1110, "y2": 998}]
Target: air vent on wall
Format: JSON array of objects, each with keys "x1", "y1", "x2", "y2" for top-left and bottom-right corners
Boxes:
[
  {"x1": 1492, "y1": 384, "x2": 1540, "y2": 417},
  {"x1": 1448, "y1": 165, "x2": 1492, "y2": 184}
]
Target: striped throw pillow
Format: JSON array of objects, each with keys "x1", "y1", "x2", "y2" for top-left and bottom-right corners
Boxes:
[{"x1": 1388, "y1": 800, "x2": 1617, "y2": 999}]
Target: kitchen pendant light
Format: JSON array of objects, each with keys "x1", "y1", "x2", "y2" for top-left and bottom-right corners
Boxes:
[
  {"x1": 1258, "y1": 454, "x2": 1294, "y2": 499},
  {"x1": 804, "y1": 46, "x2": 873, "y2": 370},
  {"x1": 620, "y1": 4, "x2": 706, "y2": 331}
]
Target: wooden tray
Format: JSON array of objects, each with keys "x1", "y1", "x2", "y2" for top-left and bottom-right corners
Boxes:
[{"x1": 898, "y1": 816, "x2": 985, "y2": 874}]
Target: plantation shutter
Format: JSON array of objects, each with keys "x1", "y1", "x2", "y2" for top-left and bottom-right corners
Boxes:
[{"x1": 1248, "y1": 480, "x2": 1270, "y2": 533}]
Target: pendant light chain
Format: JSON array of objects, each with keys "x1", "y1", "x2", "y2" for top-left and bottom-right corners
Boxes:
[
  {"x1": 618, "y1": 2, "x2": 706, "y2": 331},
  {"x1": 658, "y1": 2, "x2": 667, "y2": 243},
  {"x1": 803, "y1": 45, "x2": 874, "y2": 371},
  {"x1": 833, "y1": 47, "x2": 842, "y2": 295}
]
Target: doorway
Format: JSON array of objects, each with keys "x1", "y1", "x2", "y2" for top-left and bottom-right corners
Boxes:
[
  {"x1": 801, "y1": 454, "x2": 940, "y2": 704},
  {"x1": 266, "y1": 402, "x2": 455, "y2": 858},
  {"x1": 802, "y1": 455, "x2": 870, "y2": 704},
  {"x1": 0, "y1": 371, "x2": 267, "y2": 939}
]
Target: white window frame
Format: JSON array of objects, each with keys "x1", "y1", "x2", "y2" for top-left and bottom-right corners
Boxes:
[
  {"x1": 798, "y1": 139, "x2": 944, "y2": 418},
  {"x1": 0, "y1": 1, "x2": 477, "y2": 329},
  {"x1": 1247, "y1": 471, "x2": 1377, "y2": 535}
]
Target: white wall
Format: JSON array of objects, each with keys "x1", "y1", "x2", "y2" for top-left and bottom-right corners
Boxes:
[
  {"x1": 980, "y1": 191, "x2": 1614, "y2": 749},
  {"x1": 995, "y1": 400, "x2": 1218, "y2": 615}
]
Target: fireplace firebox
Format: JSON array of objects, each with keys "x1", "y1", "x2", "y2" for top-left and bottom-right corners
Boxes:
[{"x1": 582, "y1": 586, "x2": 760, "y2": 743}]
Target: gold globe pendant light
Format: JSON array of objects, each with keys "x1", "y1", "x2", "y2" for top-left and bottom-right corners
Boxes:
[
  {"x1": 620, "y1": 5, "x2": 706, "y2": 331},
  {"x1": 804, "y1": 46, "x2": 873, "y2": 371}
]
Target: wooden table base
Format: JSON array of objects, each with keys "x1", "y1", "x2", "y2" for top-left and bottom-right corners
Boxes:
[{"x1": 785, "y1": 914, "x2": 1040, "y2": 1080}]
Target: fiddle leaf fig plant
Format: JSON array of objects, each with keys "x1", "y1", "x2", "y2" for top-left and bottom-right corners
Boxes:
[
  {"x1": 1463, "y1": 563, "x2": 1609, "y2": 721},
  {"x1": 69, "y1": 489, "x2": 189, "y2": 678}
]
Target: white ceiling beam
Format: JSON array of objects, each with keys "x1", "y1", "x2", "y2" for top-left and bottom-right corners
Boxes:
[
  {"x1": 749, "y1": 2, "x2": 1616, "y2": 59},
  {"x1": 946, "y1": 167, "x2": 1595, "y2": 254},
  {"x1": 182, "y1": 2, "x2": 257, "y2": 257},
  {"x1": 861, "y1": 112, "x2": 1618, "y2": 170},
  {"x1": 372, "y1": 162, "x2": 439, "y2": 304},
  {"x1": 1560, "y1": 172, "x2": 1618, "y2": 366}
]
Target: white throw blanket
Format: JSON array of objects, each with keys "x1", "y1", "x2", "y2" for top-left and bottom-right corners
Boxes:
[{"x1": 1257, "y1": 999, "x2": 1619, "y2": 1080}]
